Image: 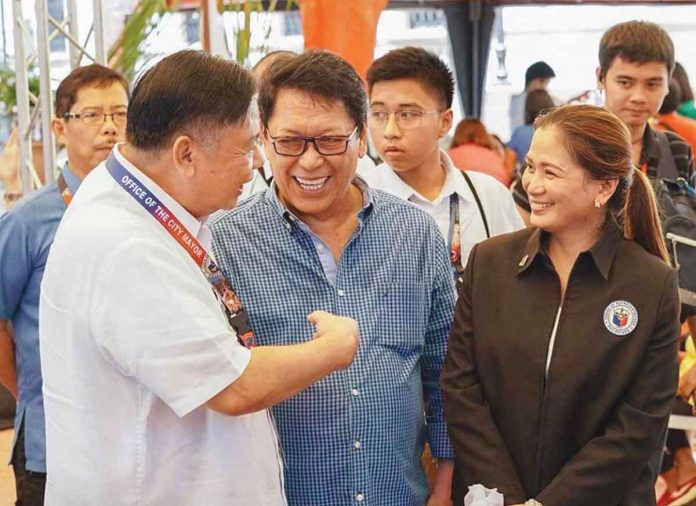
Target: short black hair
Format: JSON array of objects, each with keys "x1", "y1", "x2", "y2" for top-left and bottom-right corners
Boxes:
[
  {"x1": 258, "y1": 50, "x2": 366, "y2": 135},
  {"x1": 598, "y1": 21, "x2": 674, "y2": 80},
  {"x1": 525, "y1": 61, "x2": 555, "y2": 88},
  {"x1": 126, "y1": 50, "x2": 255, "y2": 151},
  {"x1": 55, "y1": 64, "x2": 129, "y2": 117},
  {"x1": 366, "y1": 47, "x2": 454, "y2": 109},
  {"x1": 659, "y1": 79, "x2": 682, "y2": 115}
]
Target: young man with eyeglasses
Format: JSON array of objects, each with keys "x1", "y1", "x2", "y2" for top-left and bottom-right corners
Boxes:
[
  {"x1": 364, "y1": 47, "x2": 523, "y2": 285},
  {"x1": 0, "y1": 64, "x2": 128, "y2": 505},
  {"x1": 210, "y1": 50, "x2": 456, "y2": 506}
]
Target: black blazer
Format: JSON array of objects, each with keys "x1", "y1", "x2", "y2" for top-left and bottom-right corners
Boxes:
[{"x1": 441, "y1": 221, "x2": 680, "y2": 506}]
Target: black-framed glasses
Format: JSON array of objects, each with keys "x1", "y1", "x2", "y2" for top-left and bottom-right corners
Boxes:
[
  {"x1": 267, "y1": 126, "x2": 359, "y2": 156},
  {"x1": 63, "y1": 109, "x2": 127, "y2": 127}
]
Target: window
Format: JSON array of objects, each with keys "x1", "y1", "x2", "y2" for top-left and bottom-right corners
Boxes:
[
  {"x1": 409, "y1": 9, "x2": 445, "y2": 29},
  {"x1": 283, "y1": 11, "x2": 301, "y2": 37}
]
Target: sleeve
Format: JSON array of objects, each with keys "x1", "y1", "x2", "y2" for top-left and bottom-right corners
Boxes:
[
  {"x1": 0, "y1": 211, "x2": 32, "y2": 321},
  {"x1": 441, "y1": 243, "x2": 527, "y2": 503},
  {"x1": 421, "y1": 227, "x2": 456, "y2": 459},
  {"x1": 536, "y1": 269, "x2": 680, "y2": 506},
  {"x1": 90, "y1": 237, "x2": 252, "y2": 417},
  {"x1": 467, "y1": 173, "x2": 524, "y2": 237}
]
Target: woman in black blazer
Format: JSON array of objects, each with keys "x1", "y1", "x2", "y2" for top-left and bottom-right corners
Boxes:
[{"x1": 441, "y1": 105, "x2": 680, "y2": 506}]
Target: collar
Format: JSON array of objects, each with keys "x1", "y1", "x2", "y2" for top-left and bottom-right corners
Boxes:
[
  {"x1": 516, "y1": 218, "x2": 622, "y2": 281},
  {"x1": 112, "y1": 144, "x2": 205, "y2": 237},
  {"x1": 61, "y1": 163, "x2": 82, "y2": 195},
  {"x1": 265, "y1": 175, "x2": 374, "y2": 226},
  {"x1": 374, "y1": 149, "x2": 477, "y2": 206},
  {"x1": 588, "y1": 218, "x2": 623, "y2": 280}
]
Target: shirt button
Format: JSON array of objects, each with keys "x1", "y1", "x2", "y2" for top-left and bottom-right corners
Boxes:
[
  {"x1": 356, "y1": 493, "x2": 364, "y2": 502},
  {"x1": 351, "y1": 388, "x2": 359, "y2": 397},
  {"x1": 354, "y1": 440, "x2": 361, "y2": 449},
  {"x1": 284, "y1": 222, "x2": 291, "y2": 230},
  {"x1": 337, "y1": 289, "x2": 345, "y2": 296}
]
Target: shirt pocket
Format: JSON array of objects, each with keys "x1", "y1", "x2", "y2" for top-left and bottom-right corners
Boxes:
[{"x1": 374, "y1": 282, "x2": 429, "y2": 354}]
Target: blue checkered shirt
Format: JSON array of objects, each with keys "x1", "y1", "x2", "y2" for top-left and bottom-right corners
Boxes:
[{"x1": 210, "y1": 183, "x2": 455, "y2": 506}]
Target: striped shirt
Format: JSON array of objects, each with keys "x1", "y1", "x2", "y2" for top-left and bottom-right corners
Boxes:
[{"x1": 210, "y1": 182, "x2": 455, "y2": 506}]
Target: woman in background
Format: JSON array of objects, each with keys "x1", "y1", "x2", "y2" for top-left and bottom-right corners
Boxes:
[{"x1": 449, "y1": 118, "x2": 510, "y2": 186}]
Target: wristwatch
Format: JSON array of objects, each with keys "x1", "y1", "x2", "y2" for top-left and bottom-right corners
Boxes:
[{"x1": 524, "y1": 500, "x2": 543, "y2": 506}]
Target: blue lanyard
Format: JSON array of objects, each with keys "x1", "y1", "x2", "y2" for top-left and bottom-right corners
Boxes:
[{"x1": 105, "y1": 154, "x2": 256, "y2": 348}]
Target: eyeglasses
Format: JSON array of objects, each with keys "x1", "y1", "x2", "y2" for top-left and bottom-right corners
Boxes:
[
  {"x1": 63, "y1": 109, "x2": 127, "y2": 127},
  {"x1": 368, "y1": 109, "x2": 442, "y2": 130},
  {"x1": 267, "y1": 126, "x2": 359, "y2": 156}
]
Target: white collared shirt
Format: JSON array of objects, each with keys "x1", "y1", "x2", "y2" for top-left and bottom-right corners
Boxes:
[
  {"x1": 39, "y1": 146, "x2": 286, "y2": 506},
  {"x1": 363, "y1": 150, "x2": 524, "y2": 268}
]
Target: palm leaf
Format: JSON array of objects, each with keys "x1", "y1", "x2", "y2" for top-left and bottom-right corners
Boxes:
[{"x1": 108, "y1": 0, "x2": 178, "y2": 81}]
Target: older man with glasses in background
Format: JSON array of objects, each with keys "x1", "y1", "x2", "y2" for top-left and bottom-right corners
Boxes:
[{"x1": 0, "y1": 64, "x2": 129, "y2": 506}]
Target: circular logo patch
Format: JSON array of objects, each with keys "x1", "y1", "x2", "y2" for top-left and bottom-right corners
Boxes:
[{"x1": 603, "y1": 300, "x2": 638, "y2": 336}]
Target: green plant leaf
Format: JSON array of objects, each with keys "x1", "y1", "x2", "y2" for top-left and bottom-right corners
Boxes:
[{"x1": 107, "y1": 0, "x2": 177, "y2": 81}]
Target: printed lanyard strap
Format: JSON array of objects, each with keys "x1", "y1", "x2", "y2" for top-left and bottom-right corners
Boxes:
[
  {"x1": 447, "y1": 172, "x2": 491, "y2": 282},
  {"x1": 105, "y1": 155, "x2": 256, "y2": 348},
  {"x1": 56, "y1": 173, "x2": 73, "y2": 206},
  {"x1": 447, "y1": 193, "x2": 465, "y2": 278}
]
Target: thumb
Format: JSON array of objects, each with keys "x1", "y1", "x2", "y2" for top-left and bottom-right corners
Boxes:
[{"x1": 307, "y1": 310, "x2": 330, "y2": 326}]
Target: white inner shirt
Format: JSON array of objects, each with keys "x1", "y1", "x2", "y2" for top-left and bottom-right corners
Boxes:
[{"x1": 362, "y1": 150, "x2": 524, "y2": 269}]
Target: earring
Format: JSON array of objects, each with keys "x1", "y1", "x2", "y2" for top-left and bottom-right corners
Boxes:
[{"x1": 594, "y1": 199, "x2": 601, "y2": 209}]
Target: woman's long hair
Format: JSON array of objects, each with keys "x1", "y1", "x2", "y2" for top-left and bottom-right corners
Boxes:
[{"x1": 534, "y1": 104, "x2": 669, "y2": 263}]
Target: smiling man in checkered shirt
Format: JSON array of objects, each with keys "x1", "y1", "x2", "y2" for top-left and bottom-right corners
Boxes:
[{"x1": 210, "y1": 50, "x2": 455, "y2": 506}]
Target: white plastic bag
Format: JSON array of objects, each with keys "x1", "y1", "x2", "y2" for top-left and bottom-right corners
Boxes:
[{"x1": 464, "y1": 484, "x2": 504, "y2": 506}]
